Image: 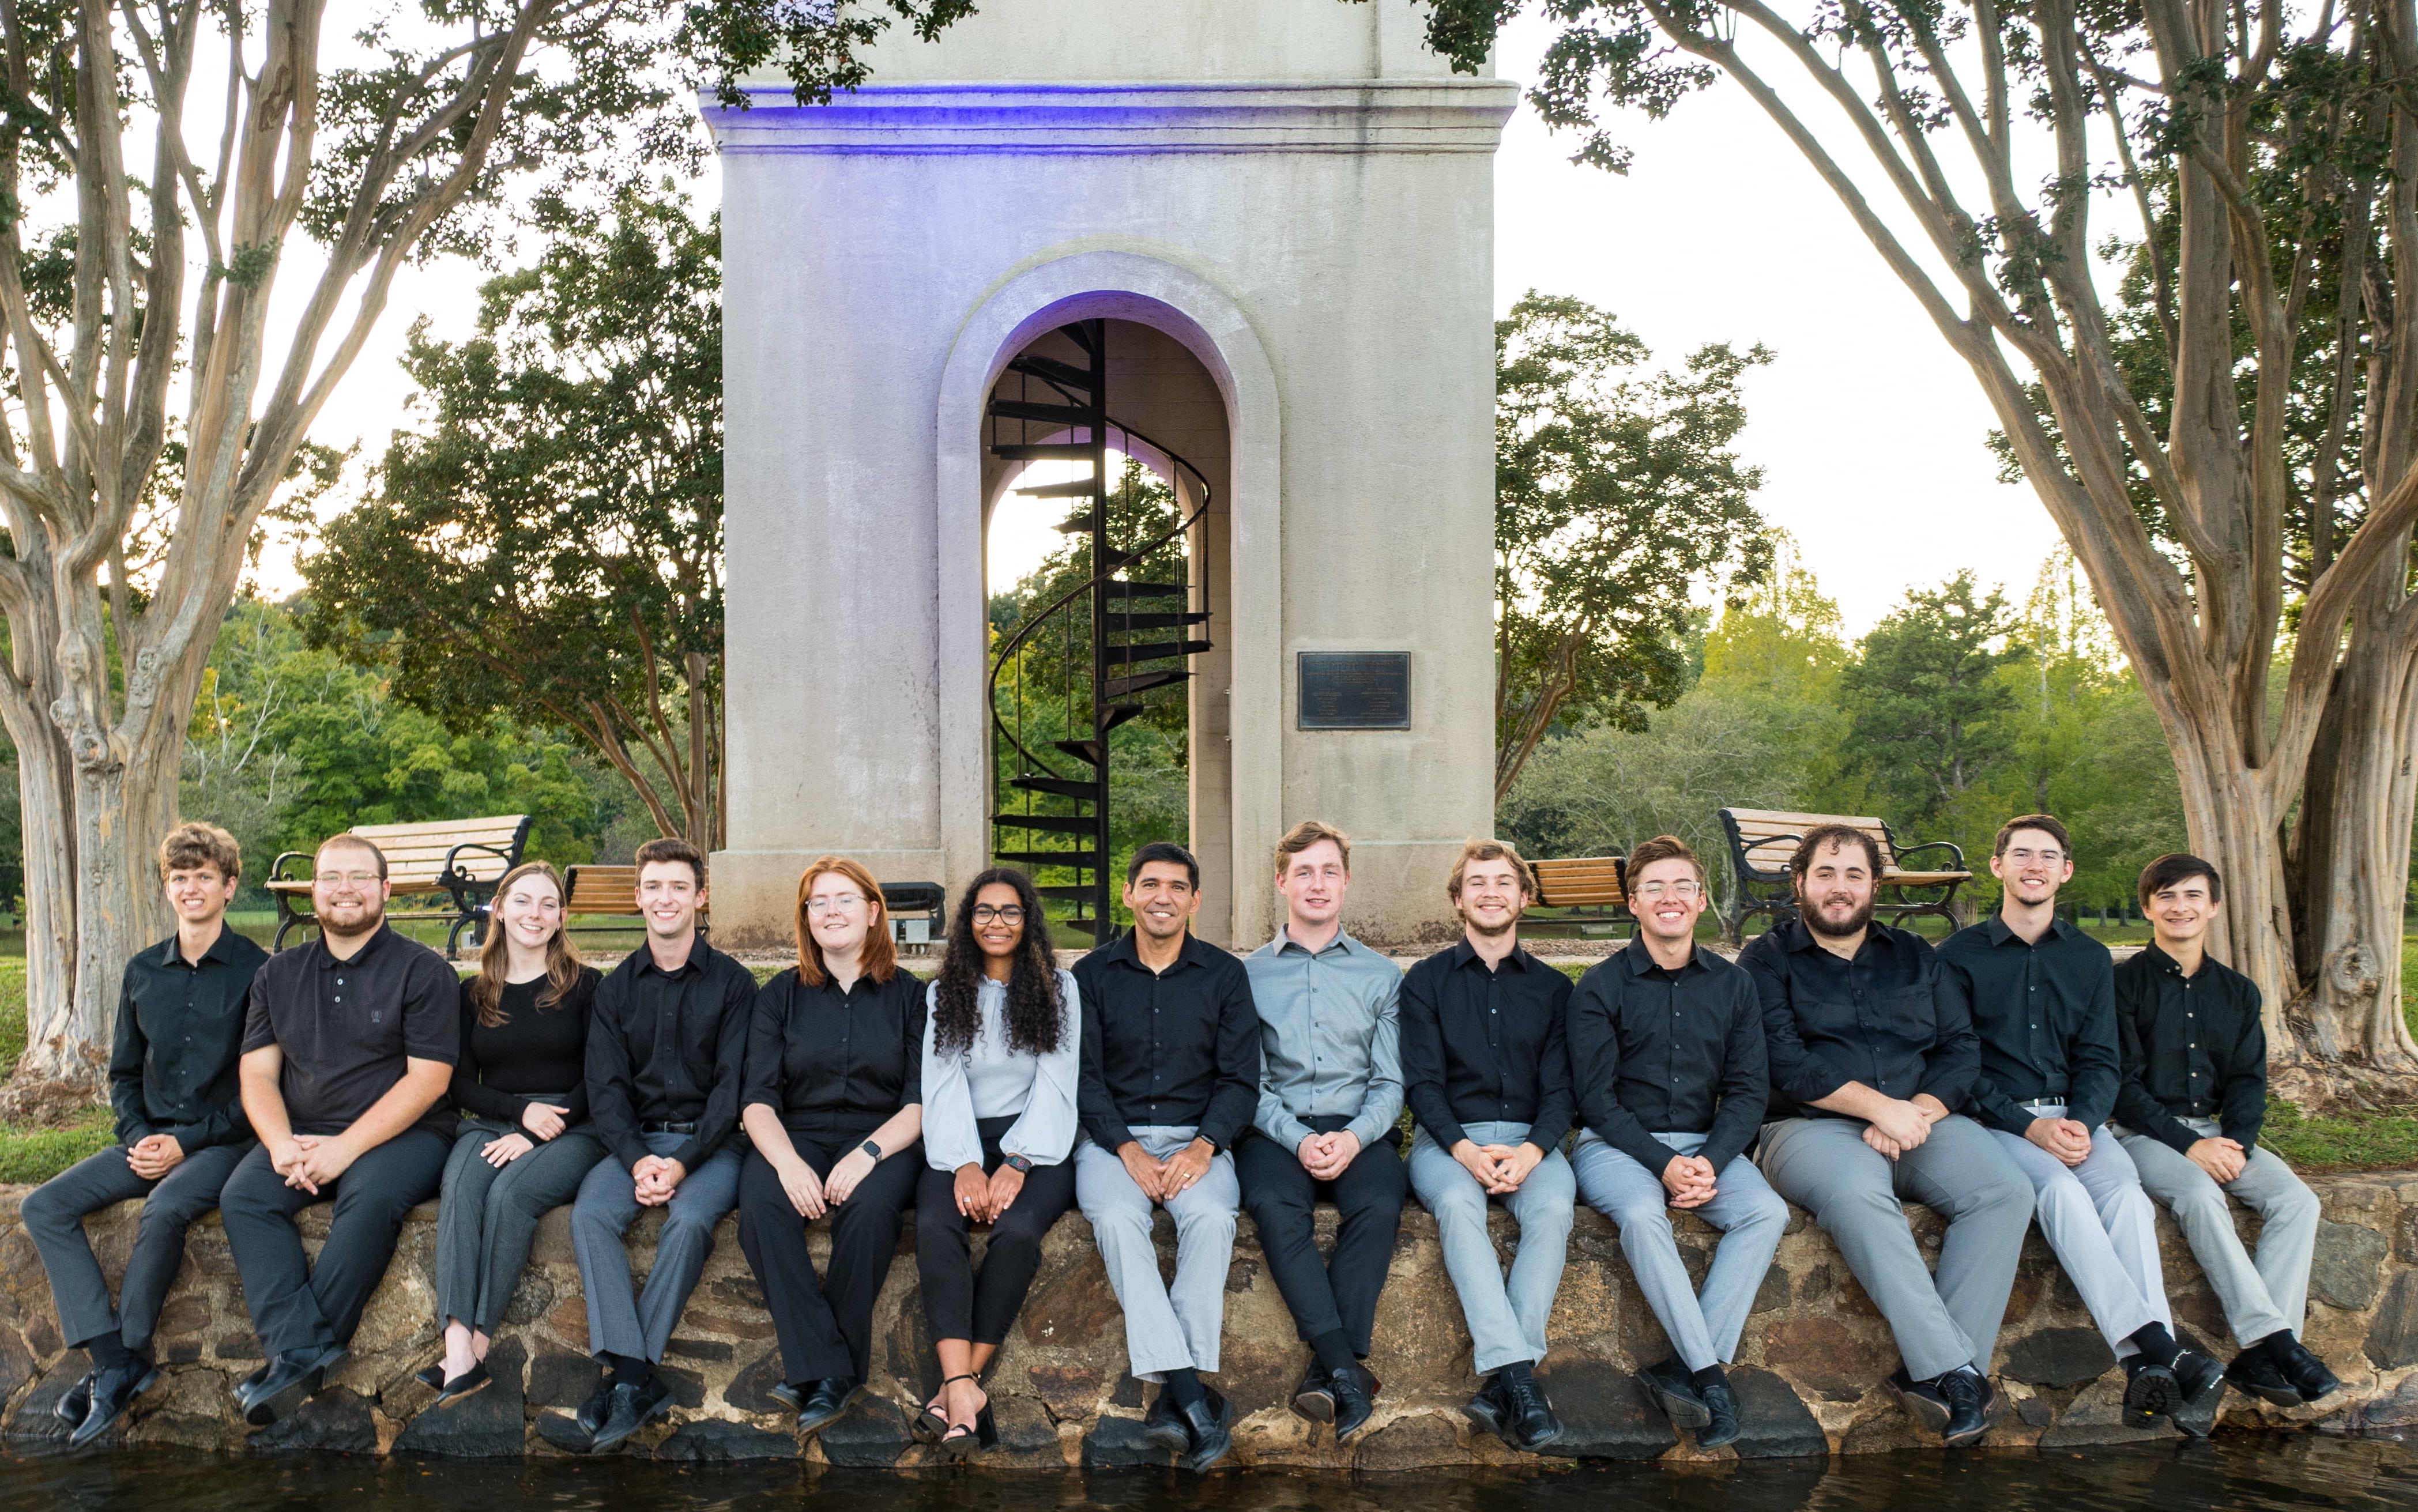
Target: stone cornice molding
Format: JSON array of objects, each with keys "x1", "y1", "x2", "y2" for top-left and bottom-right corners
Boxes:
[{"x1": 704, "y1": 79, "x2": 1520, "y2": 156}]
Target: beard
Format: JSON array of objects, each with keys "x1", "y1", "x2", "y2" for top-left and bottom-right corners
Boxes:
[
  {"x1": 1459, "y1": 903, "x2": 1520, "y2": 940},
  {"x1": 1799, "y1": 891, "x2": 1875, "y2": 940}
]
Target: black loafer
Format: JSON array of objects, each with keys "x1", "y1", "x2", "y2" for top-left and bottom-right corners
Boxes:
[
  {"x1": 70, "y1": 1359, "x2": 159, "y2": 1447},
  {"x1": 2271, "y1": 1336, "x2": 2343, "y2": 1402},
  {"x1": 586, "y1": 1375, "x2": 672, "y2": 1453},
  {"x1": 1175, "y1": 1387, "x2": 1234, "y2": 1473},
  {"x1": 1641, "y1": 1356, "x2": 1711, "y2": 1430},
  {"x1": 1695, "y1": 1370, "x2": 1742, "y2": 1450},
  {"x1": 793, "y1": 1378, "x2": 859, "y2": 1438},
  {"x1": 243, "y1": 1343, "x2": 347, "y2": 1427},
  {"x1": 1328, "y1": 1363, "x2": 1381, "y2": 1440},
  {"x1": 2224, "y1": 1347, "x2": 2304, "y2": 1408},
  {"x1": 435, "y1": 1362, "x2": 492, "y2": 1408},
  {"x1": 54, "y1": 1370, "x2": 94, "y2": 1428},
  {"x1": 412, "y1": 1364, "x2": 446, "y2": 1393},
  {"x1": 1290, "y1": 1363, "x2": 1335, "y2": 1424}
]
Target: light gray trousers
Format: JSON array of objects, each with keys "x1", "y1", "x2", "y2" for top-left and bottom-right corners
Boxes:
[
  {"x1": 1758, "y1": 1114, "x2": 2033, "y2": 1381},
  {"x1": 1570, "y1": 1129, "x2": 1788, "y2": 1371},
  {"x1": 570, "y1": 1132, "x2": 742, "y2": 1364},
  {"x1": 1407, "y1": 1119, "x2": 1576, "y2": 1375},
  {"x1": 1988, "y1": 1102, "x2": 2167, "y2": 1356},
  {"x1": 2118, "y1": 1116, "x2": 2319, "y2": 1347},
  {"x1": 1074, "y1": 1125, "x2": 1238, "y2": 1381}
]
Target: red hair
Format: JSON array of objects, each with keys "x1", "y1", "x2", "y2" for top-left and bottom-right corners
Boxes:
[{"x1": 794, "y1": 855, "x2": 897, "y2": 986}]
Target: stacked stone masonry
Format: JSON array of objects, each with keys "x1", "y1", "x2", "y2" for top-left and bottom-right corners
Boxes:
[{"x1": 6, "y1": 1174, "x2": 2418, "y2": 1466}]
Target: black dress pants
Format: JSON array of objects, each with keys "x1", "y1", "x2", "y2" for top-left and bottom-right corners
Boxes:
[
  {"x1": 21, "y1": 1140, "x2": 254, "y2": 1356},
  {"x1": 736, "y1": 1126, "x2": 921, "y2": 1385},
  {"x1": 1234, "y1": 1115, "x2": 1406, "y2": 1356},
  {"x1": 914, "y1": 1115, "x2": 1077, "y2": 1346},
  {"x1": 219, "y1": 1128, "x2": 450, "y2": 1356}
]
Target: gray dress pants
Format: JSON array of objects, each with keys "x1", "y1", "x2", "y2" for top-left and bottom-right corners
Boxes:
[
  {"x1": 2118, "y1": 1116, "x2": 2319, "y2": 1347},
  {"x1": 570, "y1": 1131, "x2": 742, "y2": 1363},
  {"x1": 1988, "y1": 1102, "x2": 2167, "y2": 1355},
  {"x1": 1074, "y1": 1125, "x2": 1240, "y2": 1381},
  {"x1": 1407, "y1": 1120, "x2": 1576, "y2": 1375},
  {"x1": 22, "y1": 1140, "x2": 254, "y2": 1356},
  {"x1": 435, "y1": 1114, "x2": 608, "y2": 1334},
  {"x1": 1758, "y1": 1114, "x2": 2033, "y2": 1381},
  {"x1": 1570, "y1": 1129, "x2": 1787, "y2": 1371}
]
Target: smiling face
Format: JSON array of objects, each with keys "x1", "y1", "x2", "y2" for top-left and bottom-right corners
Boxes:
[
  {"x1": 1453, "y1": 855, "x2": 1528, "y2": 940},
  {"x1": 970, "y1": 880, "x2": 1027, "y2": 960},
  {"x1": 495, "y1": 870, "x2": 564, "y2": 954},
  {"x1": 1124, "y1": 860, "x2": 1198, "y2": 944},
  {"x1": 635, "y1": 858, "x2": 705, "y2": 941},
  {"x1": 805, "y1": 868, "x2": 878, "y2": 962},
  {"x1": 311, "y1": 839, "x2": 390, "y2": 937},
  {"x1": 2148, "y1": 873, "x2": 2215, "y2": 947},
  {"x1": 1794, "y1": 837, "x2": 1878, "y2": 939},
  {"x1": 1630, "y1": 855, "x2": 1707, "y2": 945},
  {"x1": 1991, "y1": 826, "x2": 2073, "y2": 907},
  {"x1": 1276, "y1": 839, "x2": 1349, "y2": 932},
  {"x1": 164, "y1": 860, "x2": 239, "y2": 929}
]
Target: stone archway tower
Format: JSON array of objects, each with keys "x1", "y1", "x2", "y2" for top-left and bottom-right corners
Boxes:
[{"x1": 707, "y1": 1, "x2": 1515, "y2": 949}]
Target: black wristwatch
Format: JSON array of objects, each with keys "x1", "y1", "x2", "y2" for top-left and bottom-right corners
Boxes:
[
  {"x1": 860, "y1": 1138, "x2": 883, "y2": 1161},
  {"x1": 1005, "y1": 1153, "x2": 1034, "y2": 1174}
]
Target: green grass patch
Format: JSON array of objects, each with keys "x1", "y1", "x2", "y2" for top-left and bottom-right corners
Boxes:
[
  {"x1": 2261, "y1": 1096, "x2": 2418, "y2": 1174},
  {"x1": 0, "y1": 1108, "x2": 115, "y2": 1183}
]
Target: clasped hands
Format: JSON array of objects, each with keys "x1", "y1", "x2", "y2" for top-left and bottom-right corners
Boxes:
[
  {"x1": 1295, "y1": 1129, "x2": 1363, "y2": 1181},
  {"x1": 1861, "y1": 1092, "x2": 1951, "y2": 1160},
  {"x1": 771, "y1": 1146, "x2": 880, "y2": 1219},
  {"x1": 631, "y1": 1153, "x2": 690, "y2": 1207},
  {"x1": 954, "y1": 1159, "x2": 1027, "y2": 1223},
  {"x1": 1119, "y1": 1137, "x2": 1216, "y2": 1201},
  {"x1": 1660, "y1": 1152, "x2": 1719, "y2": 1208},
  {"x1": 480, "y1": 1099, "x2": 574, "y2": 1168},
  {"x1": 126, "y1": 1132, "x2": 185, "y2": 1181},
  {"x1": 1451, "y1": 1137, "x2": 1545, "y2": 1195},
  {"x1": 269, "y1": 1133, "x2": 360, "y2": 1193},
  {"x1": 2024, "y1": 1115, "x2": 2096, "y2": 1168}
]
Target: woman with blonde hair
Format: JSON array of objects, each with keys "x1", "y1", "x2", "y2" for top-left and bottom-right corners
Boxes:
[
  {"x1": 418, "y1": 861, "x2": 604, "y2": 1403},
  {"x1": 736, "y1": 857, "x2": 928, "y2": 1439}
]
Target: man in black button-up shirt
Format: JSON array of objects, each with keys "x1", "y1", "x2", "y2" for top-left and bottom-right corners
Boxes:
[
  {"x1": 2111, "y1": 853, "x2": 2336, "y2": 1409},
  {"x1": 1941, "y1": 814, "x2": 2217, "y2": 1428},
  {"x1": 570, "y1": 838, "x2": 755, "y2": 1451},
  {"x1": 24, "y1": 824, "x2": 268, "y2": 1443},
  {"x1": 1566, "y1": 835, "x2": 1782, "y2": 1450},
  {"x1": 221, "y1": 833, "x2": 458, "y2": 1427},
  {"x1": 1400, "y1": 839, "x2": 1574, "y2": 1453},
  {"x1": 1070, "y1": 842, "x2": 1259, "y2": 1471},
  {"x1": 1743, "y1": 826, "x2": 2032, "y2": 1446}
]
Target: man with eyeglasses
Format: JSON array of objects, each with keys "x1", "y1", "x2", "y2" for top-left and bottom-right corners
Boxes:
[
  {"x1": 219, "y1": 834, "x2": 460, "y2": 1426},
  {"x1": 1939, "y1": 815, "x2": 2222, "y2": 1430},
  {"x1": 1566, "y1": 834, "x2": 1783, "y2": 1450}
]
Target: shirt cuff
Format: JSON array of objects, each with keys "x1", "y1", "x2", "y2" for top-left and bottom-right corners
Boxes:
[
  {"x1": 1344, "y1": 1114, "x2": 1391, "y2": 1151},
  {"x1": 668, "y1": 1138, "x2": 706, "y2": 1173},
  {"x1": 1259, "y1": 1111, "x2": 1315, "y2": 1151}
]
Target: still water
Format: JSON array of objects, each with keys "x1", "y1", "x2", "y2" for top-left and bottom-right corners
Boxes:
[{"x1": 6, "y1": 1435, "x2": 2418, "y2": 1512}]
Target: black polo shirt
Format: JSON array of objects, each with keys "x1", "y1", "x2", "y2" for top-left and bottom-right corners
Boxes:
[
  {"x1": 743, "y1": 964, "x2": 927, "y2": 1140},
  {"x1": 240, "y1": 923, "x2": 460, "y2": 1140},
  {"x1": 1938, "y1": 914, "x2": 2119, "y2": 1135},
  {"x1": 110, "y1": 924, "x2": 269, "y2": 1150},
  {"x1": 1567, "y1": 937, "x2": 1768, "y2": 1174},
  {"x1": 1072, "y1": 931, "x2": 1261, "y2": 1153},
  {"x1": 1398, "y1": 938, "x2": 1573, "y2": 1152},
  {"x1": 1738, "y1": 915, "x2": 1978, "y2": 1122},
  {"x1": 2112, "y1": 942, "x2": 2267, "y2": 1153},
  {"x1": 586, "y1": 934, "x2": 755, "y2": 1172}
]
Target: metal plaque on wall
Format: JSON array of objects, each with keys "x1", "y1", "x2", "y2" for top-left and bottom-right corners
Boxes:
[{"x1": 1297, "y1": 651, "x2": 1412, "y2": 730}]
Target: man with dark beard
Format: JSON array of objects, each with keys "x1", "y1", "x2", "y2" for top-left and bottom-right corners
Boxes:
[{"x1": 1742, "y1": 826, "x2": 2033, "y2": 1447}]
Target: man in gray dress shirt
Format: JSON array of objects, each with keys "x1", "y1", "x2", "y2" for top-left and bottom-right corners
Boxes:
[{"x1": 1237, "y1": 820, "x2": 1406, "y2": 1442}]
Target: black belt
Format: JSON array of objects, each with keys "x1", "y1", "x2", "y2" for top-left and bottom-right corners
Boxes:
[{"x1": 641, "y1": 1120, "x2": 698, "y2": 1135}]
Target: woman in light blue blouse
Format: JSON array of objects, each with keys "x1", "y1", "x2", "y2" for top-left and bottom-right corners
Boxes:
[{"x1": 913, "y1": 866, "x2": 1081, "y2": 1458}]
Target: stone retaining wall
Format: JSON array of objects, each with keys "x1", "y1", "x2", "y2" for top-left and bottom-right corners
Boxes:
[{"x1": 5, "y1": 1172, "x2": 2418, "y2": 1466}]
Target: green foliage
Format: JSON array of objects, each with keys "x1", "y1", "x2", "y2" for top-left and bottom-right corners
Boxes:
[{"x1": 1841, "y1": 572, "x2": 2027, "y2": 830}]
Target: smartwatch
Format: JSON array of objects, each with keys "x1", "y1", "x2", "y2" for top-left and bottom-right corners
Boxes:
[
  {"x1": 1005, "y1": 1153, "x2": 1034, "y2": 1174},
  {"x1": 860, "y1": 1139, "x2": 883, "y2": 1161}
]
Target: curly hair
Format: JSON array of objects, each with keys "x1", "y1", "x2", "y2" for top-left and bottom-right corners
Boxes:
[{"x1": 932, "y1": 866, "x2": 1064, "y2": 1059}]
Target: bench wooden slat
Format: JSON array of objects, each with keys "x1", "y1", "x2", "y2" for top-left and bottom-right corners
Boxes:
[
  {"x1": 343, "y1": 816, "x2": 532, "y2": 840},
  {"x1": 1716, "y1": 805, "x2": 1969, "y2": 940},
  {"x1": 271, "y1": 815, "x2": 531, "y2": 957},
  {"x1": 1531, "y1": 855, "x2": 1627, "y2": 910}
]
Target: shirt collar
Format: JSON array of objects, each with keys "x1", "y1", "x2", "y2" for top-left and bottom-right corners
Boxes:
[
  {"x1": 1984, "y1": 913, "x2": 2074, "y2": 946},
  {"x1": 315, "y1": 922, "x2": 393, "y2": 969},
  {"x1": 1272, "y1": 924, "x2": 1358, "y2": 958},
  {"x1": 1103, "y1": 930, "x2": 1206, "y2": 973},
  {"x1": 634, "y1": 933, "x2": 710, "y2": 979},
  {"x1": 1779, "y1": 914, "x2": 1896, "y2": 960},
  {"x1": 1446, "y1": 937, "x2": 1531, "y2": 972},
  {"x1": 2141, "y1": 940, "x2": 2194, "y2": 978},
  {"x1": 156, "y1": 924, "x2": 241, "y2": 968},
  {"x1": 1622, "y1": 934, "x2": 1703, "y2": 976}
]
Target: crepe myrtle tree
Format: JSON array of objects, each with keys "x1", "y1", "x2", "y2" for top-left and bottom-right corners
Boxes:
[
  {"x1": 0, "y1": 0, "x2": 973, "y2": 1094},
  {"x1": 1392, "y1": 0, "x2": 2418, "y2": 1077}
]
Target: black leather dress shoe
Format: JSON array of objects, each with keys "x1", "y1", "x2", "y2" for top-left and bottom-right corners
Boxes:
[
  {"x1": 793, "y1": 1378, "x2": 859, "y2": 1438},
  {"x1": 1143, "y1": 1387, "x2": 1189, "y2": 1453},
  {"x1": 1497, "y1": 1370, "x2": 1561, "y2": 1453},
  {"x1": 1327, "y1": 1363, "x2": 1381, "y2": 1440},
  {"x1": 2171, "y1": 1349, "x2": 2227, "y2": 1436},
  {"x1": 587, "y1": 1375, "x2": 672, "y2": 1453},
  {"x1": 2270, "y1": 1335, "x2": 2342, "y2": 1402},
  {"x1": 2121, "y1": 1356, "x2": 2179, "y2": 1424},
  {"x1": 1174, "y1": 1388, "x2": 1234, "y2": 1473},
  {"x1": 2224, "y1": 1346, "x2": 2303, "y2": 1407},
  {"x1": 1935, "y1": 1366, "x2": 1993, "y2": 1447},
  {"x1": 575, "y1": 1379, "x2": 617, "y2": 1436},
  {"x1": 232, "y1": 1361, "x2": 272, "y2": 1412},
  {"x1": 70, "y1": 1358, "x2": 158, "y2": 1447},
  {"x1": 243, "y1": 1343, "x2": 347, "y2": 1427},
  {"x1": 1461, "y1": 1374, "x2": 1508, "y2": 1438},
  {"x1": 54, "y1": 1371, "x2": 93, "y2": 1427},
  {"x1": 1694, "y1": 1370, "x2": 1742, "y2": 1450},
  {"x1": 1289, "y1": 1363, "x2": 1335, "y2": 1424},
  {"x1": 1639, "y1": 1357, "x2": 1711, "y2": 1430}
]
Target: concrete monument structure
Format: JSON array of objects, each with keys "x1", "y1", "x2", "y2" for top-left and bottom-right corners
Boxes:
[{"x1": 708, "y1": 1, "x2": 1515, "y2": 948}]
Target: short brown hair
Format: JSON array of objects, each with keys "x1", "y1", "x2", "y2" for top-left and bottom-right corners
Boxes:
[
  {"x1": 1446, "y1": 838, "x2": 1534, "y2": 902},
  {"x1": 1789, "y1": 824, "x2": 1881, "y2": 878},
  {"x1": 635, "y1": 836, "x2": 706, "y2": 888},
  {"x1": 2138, "y1": 853, "x2": 2222, "y2": 907},
  {"x1": 316, "y1": 832, "x2": 387, "y2": 880},
  {"x1": 159, "y1": 821, "x2": 241, "y2": 881},
  {"x1": 1994, "y1": 813, "x2": 2072, "y2": 858},
  {"x1": 1274, "y1": 819, "x2": 1351, "y2": 877},
  {"x1": 794, "y1": 855, "x2": 896, "y2": 987},
  {"x1": 1625, "y1": 834, "x2": 1706, "y2": 888}
]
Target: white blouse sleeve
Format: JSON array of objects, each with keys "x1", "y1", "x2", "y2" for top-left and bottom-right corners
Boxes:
[
  {"x1": 1000, "y1": 969, "x2": 1083, "y2": 1166},
  {"x1": 920, "y1": 980, "x2": 984, "y2": 1172}
]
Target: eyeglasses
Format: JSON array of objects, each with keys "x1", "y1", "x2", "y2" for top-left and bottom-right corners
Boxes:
[
  {"x1": 315, "y1": 871, "x2": 381, "y2": 888},
  {"x1": 805, "y1": 892, "x2": 867, "y2": 914},
  {"x1": 1633, "y1": 880, "x2": 1704, "y2": 899},
  {"x1": 971, "y1": 904, "x2": 1026, "y2": 924},
  {"x1": 2003, "y1": 847, "x2": 2066, "y2": 865}
]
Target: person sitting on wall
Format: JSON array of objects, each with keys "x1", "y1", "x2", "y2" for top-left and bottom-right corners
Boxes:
[
  {"x1": 22, "y1": 822, "x2": 269, "y2": 1445},
  {"x1": 1743, "y1": 825, "x2": 2034, "y2": 1447},
  {"x1": 418, "y1": 862, "x2": 604, "y2": 1406},
  {"x1": 736, "y1": 857, "x2": 928, "y2": 1441},
  {"x1": 1071, "y1": 841, "x2": 1261, "y2": 1473},
  {"x1": 220, "y1": 834, "x2": 459, "y2": 1427},
  {"x1": 1399, "y1": 837, "x2": 1576, "y2": 1453},
  {"x1": 2111, "y1": 853, "x2": 2339, "y2": 1410},
  {"x1": 1939, "y1": 816, "x2": 2223, "y2": 1431},
  {"x1": 1237, "y1": 820, "x2": 1407, "y2": 1443},
  {"x1": 1566, "y1": 834, "x2": 1786, "y2": 1450},
  {"x1": 570, "y1": 837, "x2": 758, "y2": 1453},
  {"x1": 914, "y1": 866, "x2": 1083, "y2": 1461}
]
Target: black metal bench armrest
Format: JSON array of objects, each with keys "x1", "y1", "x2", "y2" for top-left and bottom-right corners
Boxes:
[
  {"x1": 268, "y1": 850, "x2": 313, "y2": 885},
  {"x1": 1892, "y1": 839, "x2": 1968, "y2": 871}
]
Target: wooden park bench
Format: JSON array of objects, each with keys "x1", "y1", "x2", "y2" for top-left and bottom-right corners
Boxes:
[
  {"x1": 1716, "y1": 807, "x2": 1971, "y2": 941},
  {"x1": 557, "y1": 868, "x2": 944, "y2": 951},
  {"x1": 266, "y1": 815, "x2": 530, "y2": 957},
  {"x1": 1526, "y1": 855, "x2": 1629, "y2": 934}
]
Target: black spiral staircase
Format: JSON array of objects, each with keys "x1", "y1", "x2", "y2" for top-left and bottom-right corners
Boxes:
[{"x1": 988, "y1": 319, "x2": 1213, "y2": 937}]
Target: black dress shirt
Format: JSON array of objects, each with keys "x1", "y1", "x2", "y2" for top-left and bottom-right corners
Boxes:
[
  {"x1": 2112, "y1": 942, "x2": 2267, "y2": 1153},
  {"x1": 240, "y1": 923, "x2": 460, "y2": 1141},
  {"x1": 1938, "y1": 915, "x2": 2119, "y2": 1135},
  {"x1": 1567, "y1": 937, "x2": 1768, "y2": 1174},
  {"x1": 110, "y1": 925, "x2": 269, "y2": 1151},
  {"x1": 1073, "y1": 932, "x2": 1261, "y2": 1153},
  {"x1": 743, "y1": 964, "x2": 927, "y2": 1140},
  {"x1": 1738, "y1": 915, "x2": 1978, "y2": 1122},
  {"x1": 1398, "y1": 940, "x2": 1574, "y2": 1152},
  {"x1": 452, "y1": 970, "x2": 598, "y2": 1134},
  {"x1": 586, "y1": 935, "x2": 756, "y2": 1172}
]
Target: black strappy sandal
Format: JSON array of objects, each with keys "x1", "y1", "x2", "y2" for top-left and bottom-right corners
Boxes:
[
  {"x1": 935, "y1": 1378, "x2": 996, "y2": 1460},
  {"x1": 913, "y1": 1373, "x2": 976, "y2": 1444}
]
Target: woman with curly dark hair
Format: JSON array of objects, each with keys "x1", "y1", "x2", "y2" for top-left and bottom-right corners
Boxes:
[{"x1": 913, "y1": 866, "x2": 1080, "y2": 1458}]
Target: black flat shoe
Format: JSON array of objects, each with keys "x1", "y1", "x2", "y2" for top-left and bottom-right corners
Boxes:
[
  {"x1": 1886, "y1": 1366, "x2": 1949, "y2": 1435},
  {"x1": 243, "y1": 1344, "x2": 347, "y2": 1427},
  {"x1": 70, "y1": 1359, "x2": 158, "y2": 1447},
  {"x1": 575, "y1": 1378, "x2": 615, "y2": 1436},
  {"x1": 435, "y1": 1362, "x2": 492, "y2": 1408},
  {"x1": 2172, "y1": 1350, "x2": 2227, "y2": 1436},
  {"x1": 1175, "y1": 1388, "x2": 1234, "y2": 1473},
  {"x1": 1290, "y1": 1363, "x2": 1335, "y2": 1424},
  {"x1": 2271, "y1": 1335, "x2": 2343, "y2": 1402},
  {"x1": 1937, "y1": 1367, "x2": 1993, "y2": 1447},
  {"x1": 232, "y1": 1362, "x2": 272, "y2": 1414},
  {"x1": 412, "y1": 1364, "x2": 445, "y2": 1393},
  {"x1": 793, "y1": 1378, "x2": 859, "y2": 1438},
  {"x1": 2224, "y1": 1347, "x2": 2303, "y2": 1408}
]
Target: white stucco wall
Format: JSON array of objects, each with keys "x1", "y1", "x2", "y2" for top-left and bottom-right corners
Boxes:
[{"x1": 710, "y1": 0, "x2": 1512, "y2": 947}]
